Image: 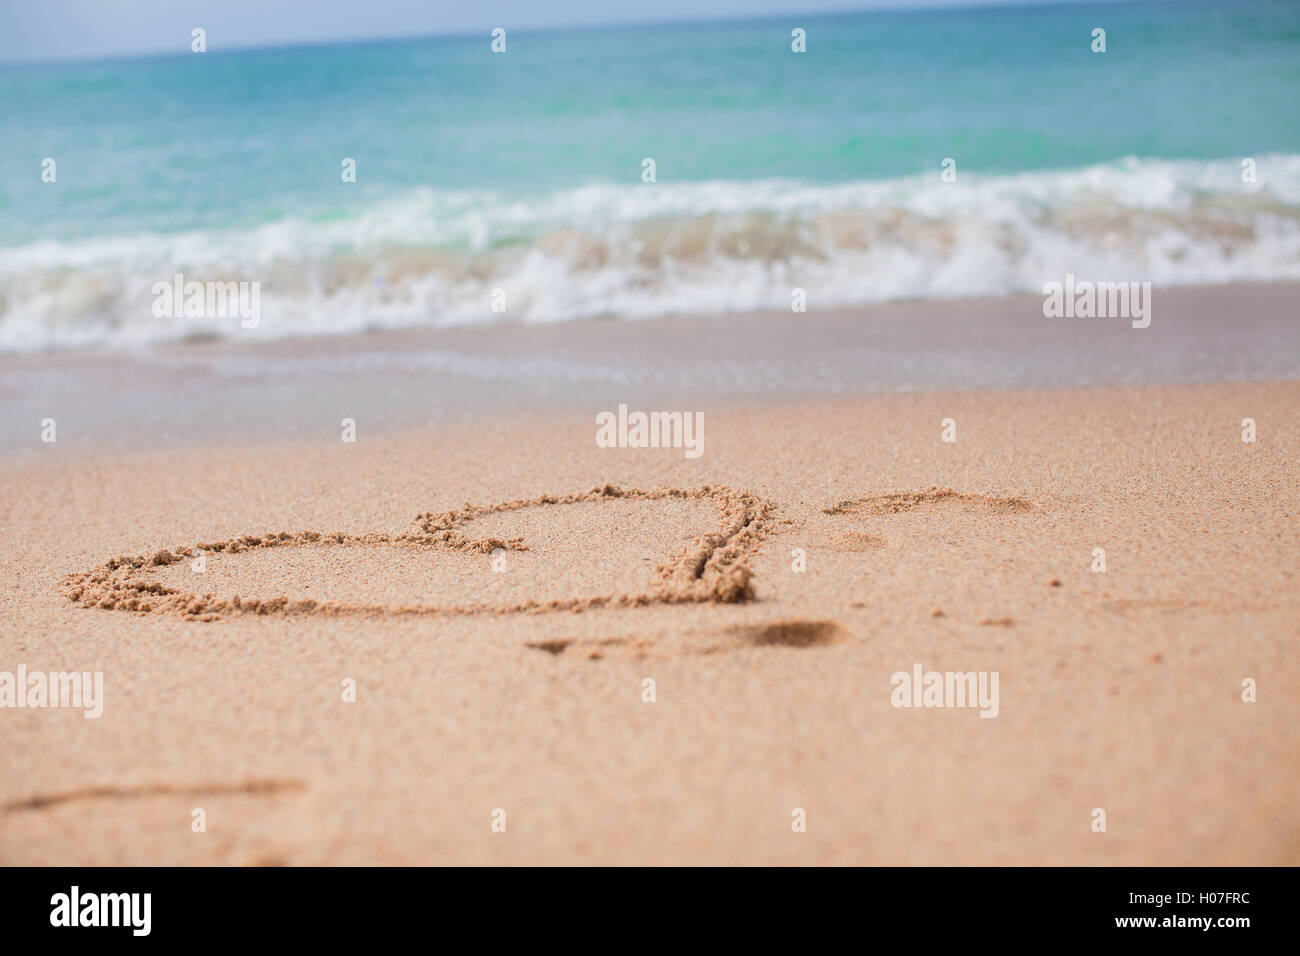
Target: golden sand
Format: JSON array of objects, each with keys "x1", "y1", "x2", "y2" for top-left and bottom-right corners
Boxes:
[{"x1": 2, "y1": 379, "x2": 1297, "y2": 864}]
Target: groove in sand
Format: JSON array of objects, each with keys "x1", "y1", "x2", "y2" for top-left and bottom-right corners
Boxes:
[
  {"x1": 62, "y1": 485, "x2": 779, "y2": 621},
  {"x1": 824, "y1": 487, "x2": 1033, "y2": 516},
  {"x1": 4, "y1": 778, "x2": 306, "y2": 813}
]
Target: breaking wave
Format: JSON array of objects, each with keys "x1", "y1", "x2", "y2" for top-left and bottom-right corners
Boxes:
[{"x1": 3, "y1": 155, "x2": 1299, "y2": 353}]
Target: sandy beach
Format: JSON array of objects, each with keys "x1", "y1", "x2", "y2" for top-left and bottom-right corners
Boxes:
[{"x1": 2, "y1": 286, "x2": 1297, "y2": 866}]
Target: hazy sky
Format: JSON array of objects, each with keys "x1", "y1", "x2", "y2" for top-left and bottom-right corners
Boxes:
[{"x1": 0, "y1": 0, "x2": 1095, "y2": 63}]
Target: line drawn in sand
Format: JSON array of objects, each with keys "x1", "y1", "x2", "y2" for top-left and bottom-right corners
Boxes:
[
  {"x1": 823, "y1": 487, "x2": 1033, "y2": 517},
  {"x1": 62, "y1": 485, "x2": 779, "y2": 621},
  {"x1": 3, "y1": 778, "x2": 306, "y2": 814},
  {"x1": 62, "y1": 484, "x2": 1038, "y2": 625}
]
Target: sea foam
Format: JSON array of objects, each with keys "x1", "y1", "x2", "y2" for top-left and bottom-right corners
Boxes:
[{"x1": 2, "y1": 155, "x2": 1298, "y2": 353}]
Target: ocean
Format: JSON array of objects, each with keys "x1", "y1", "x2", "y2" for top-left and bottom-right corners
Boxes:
[{"x1": 1, "y1": 0, "x2": 1298, "y2": 353}]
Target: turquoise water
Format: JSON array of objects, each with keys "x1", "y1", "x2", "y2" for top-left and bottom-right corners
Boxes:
[{"x1": 1, "y1": 1, "x2": 1298, "y2": 351}]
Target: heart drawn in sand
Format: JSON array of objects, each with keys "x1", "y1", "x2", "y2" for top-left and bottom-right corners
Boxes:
[{"x1": 62, "y1": 485, "x2": 779, "y2": 621}]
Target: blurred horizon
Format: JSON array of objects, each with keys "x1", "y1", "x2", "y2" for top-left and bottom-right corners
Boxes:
[{"x1": 0, "y1": 0, "x2": 1134, "y2": 65}]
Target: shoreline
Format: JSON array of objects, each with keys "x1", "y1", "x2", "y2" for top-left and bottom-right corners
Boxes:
[
  {"x1": 3, "y1": 278, "x2": 1296, "y2": 368},
  {"x1": 2, "y1": 280, "x2": 1297, "y2": 459}
]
